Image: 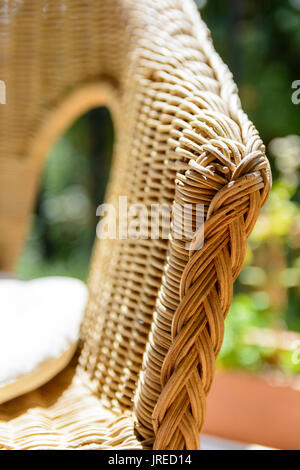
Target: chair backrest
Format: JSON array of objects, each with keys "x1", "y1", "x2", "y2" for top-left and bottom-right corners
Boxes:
[{"x1": 0, "y1": 0, "x2": 271, "y2": 449}]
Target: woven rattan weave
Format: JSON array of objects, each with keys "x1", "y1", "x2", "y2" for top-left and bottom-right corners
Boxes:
[{"x1": 0, "y1": 0, "x2": 271, "y2": 450}]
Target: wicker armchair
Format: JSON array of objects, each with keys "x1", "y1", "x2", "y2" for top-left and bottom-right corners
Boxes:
[{"x1": 0, "y1": 0, "x2": 271, "y2": 450}]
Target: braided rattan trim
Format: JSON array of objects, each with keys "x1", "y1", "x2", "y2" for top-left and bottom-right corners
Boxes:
[{"x1": 133, "y1": 0, "x2": 271, "y2": 450}]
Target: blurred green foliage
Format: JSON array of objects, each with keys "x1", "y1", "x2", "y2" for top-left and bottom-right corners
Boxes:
[
  {"x1": 17, "y1": 0, "x2": 300, "y2": 375},
  {"x1": 18, "y1": 108, "x2": 114, "y2": 280}
]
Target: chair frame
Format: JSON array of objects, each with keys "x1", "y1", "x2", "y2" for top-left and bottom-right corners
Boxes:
[{"x1": 0, "y1": 0, "x2": 271, "y2": 450}]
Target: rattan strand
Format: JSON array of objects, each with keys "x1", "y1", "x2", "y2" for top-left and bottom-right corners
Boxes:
[{"x1": 0, "y1": 0, "x2": 271, "y2": 449}]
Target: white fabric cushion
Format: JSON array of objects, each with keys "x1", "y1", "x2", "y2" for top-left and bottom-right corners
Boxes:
[{"x1": 0, "y1": 276, "x2": 88, "y2": 404}]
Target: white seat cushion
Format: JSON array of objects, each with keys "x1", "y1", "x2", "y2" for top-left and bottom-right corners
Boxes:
[{"x1": 0, "y1": 276, "x2": 88, "y2": 404}]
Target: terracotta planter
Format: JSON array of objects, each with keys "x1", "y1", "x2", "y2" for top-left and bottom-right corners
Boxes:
[{"x1": 203, "y1": 370, "x2": 300, "y2": 450}]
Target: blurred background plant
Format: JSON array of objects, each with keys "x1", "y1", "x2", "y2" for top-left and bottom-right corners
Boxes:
[{"x1": 17, "y1": 0, "x2": 300, "y2": 376}]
